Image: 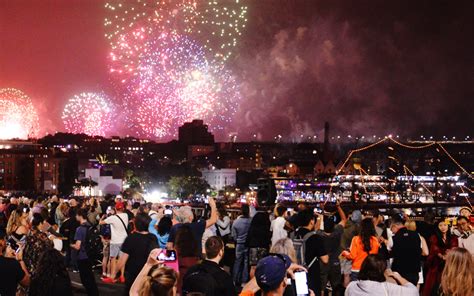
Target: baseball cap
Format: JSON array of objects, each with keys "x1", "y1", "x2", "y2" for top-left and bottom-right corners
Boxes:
[
  {"x1": 115, "y1": 201, "x2": 125, "y2": 211},
  {"x1": 255, "y1": 254, "x2": 292, "y2": 291}
]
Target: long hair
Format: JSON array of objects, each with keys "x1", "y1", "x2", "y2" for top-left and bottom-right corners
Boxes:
[
  {"x1": 158, "y1": 216, "x2": 172, "y2": 236},
  {"x1": 270, "y1": 238, "x2": 297, "y2": 263},
  {"x1": 6, "y1": 204, "x2": 28, "y2": 235},
  {"x1": 441, "y1": 248, "x2": 474, "y2": 296},
  {"x1": 6, "y1": 209, "x2": 21, "y2": 235},
  {"x1": 435, "y1": 220, "x2": 453, "y2": 248},
  {"x1": 139, "y1": 266, "x2": 178, "y2": 296},
  {"x1": 359, "y1": 218, "x2": 376, "y2": 253},
  {"x1": 29, "y1": 248, "x2": 71, "y2": 296},
  {"x1": 174, "y1": 224, "x2": 199, "y2": 257}
]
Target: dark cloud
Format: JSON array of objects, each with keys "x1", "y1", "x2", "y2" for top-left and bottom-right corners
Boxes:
[{"x1": 227, "y1": 0, "x2": 474, "y2": 141}]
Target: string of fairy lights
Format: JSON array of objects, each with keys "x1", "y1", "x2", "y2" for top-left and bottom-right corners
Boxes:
[{"x1": 330, "y1": 136, "x2": 473, "y2": 203}]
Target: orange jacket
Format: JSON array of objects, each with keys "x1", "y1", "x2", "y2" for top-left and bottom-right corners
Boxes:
[{"x1": 345, "y1": 236, "x2": 379, "y2": 271}]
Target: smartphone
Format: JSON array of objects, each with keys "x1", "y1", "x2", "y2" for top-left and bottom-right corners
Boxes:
[
  {"x1": 158, "y1": 250, "x2": 179, "y2": 272},
  {"x1": 287, "y1": 208, "x2": 294, "y2": 212},
  {"x1": 314, "y1": 208, "x2": 322, "y2": 214},
  {"x1": 157, "y1": 250, "x2": 177, "y2": 262},
  {"x1": 7, "y1": 239, "x2": 19, "y2": 251},
  {"x1": 294, "y1": 271, "x2": 309, "y2": 296},
  {"x1": 164, "y1": 209, "x2": 173, "y2": 215}
]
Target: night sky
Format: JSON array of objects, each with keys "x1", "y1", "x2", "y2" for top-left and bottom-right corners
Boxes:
[{"x1": 1, "y1": 0, "x2": 473, "y2": 141}]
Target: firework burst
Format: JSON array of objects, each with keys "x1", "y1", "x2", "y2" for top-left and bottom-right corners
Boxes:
[
  {"x1": 62, "y1": 92, "x2": 114, "y2": 137},
  {"x1": 104, "y1": 0, "x2": 248, "y2": 62},
  {"x1": 0, "y1": 88, "x2": 40, "y2": 140}
]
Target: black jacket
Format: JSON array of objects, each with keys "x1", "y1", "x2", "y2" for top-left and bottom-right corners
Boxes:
[{"x1": 185, "y1": 260, "x2": 237, "y2": 296}]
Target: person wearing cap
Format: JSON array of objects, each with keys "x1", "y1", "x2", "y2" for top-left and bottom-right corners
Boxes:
[
  {"x1": 100, "y1": 201, "x2": 129, "y2": 284},
  {"x1": 459, "y1": 206, "x2": 473, "y2": 228},
  {"x1": 240, "y1": 254, "x2": 314, "y2": 296},
  {"x1": 389, "y1": 213, "x2": 422, "y2": 286}
]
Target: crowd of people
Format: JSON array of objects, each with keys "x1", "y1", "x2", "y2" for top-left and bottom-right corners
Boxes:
[{"x1": 0, "y1": 194, "x2": 473, "y2": 296}]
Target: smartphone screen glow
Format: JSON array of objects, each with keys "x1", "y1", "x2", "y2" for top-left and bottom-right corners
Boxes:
[{"x1": 294, "y1": 271, "x2": 309, "y2": 295}]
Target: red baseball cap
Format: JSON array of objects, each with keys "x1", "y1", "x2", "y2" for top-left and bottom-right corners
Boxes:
[{"x1": 115, "y1": 201, "x2": 125, "y2": 211}]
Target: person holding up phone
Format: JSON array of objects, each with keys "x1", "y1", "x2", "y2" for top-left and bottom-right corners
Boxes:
[
  {"x1": 240, "y1": 254, "x2": 315, "y2": 296},
  {"x1": 0, "y1": 229, "x2": 30, "y2": 296}
]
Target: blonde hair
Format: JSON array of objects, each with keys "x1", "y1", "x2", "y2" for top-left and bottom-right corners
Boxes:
[
  {"x1": 270, "y1": 238, "x2": 297, "y2": 263},
  {"x1": 441, "y1": 247, "x2": 474, "y2": 296},
  {"x1": 139, "y1": 266, "x2": 178, "y2": 296},
  {"x1": 405, "y1": 220, "x2": 417, "y2": 232},
  {"x1": 6, "y1": 210, "x2": 22, "y2": 235}
]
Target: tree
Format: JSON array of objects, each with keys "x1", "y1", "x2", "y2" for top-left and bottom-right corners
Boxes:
[{"x1": 167, "y1": 176, "x2": 210, "y2": 199}]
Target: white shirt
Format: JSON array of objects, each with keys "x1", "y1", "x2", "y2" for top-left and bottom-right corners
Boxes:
[
  {"x1": 271, "y1": 216, "x2": 288, "y2": 247},
  {"x1": 104, "y1": 213, "x2": 129, "y2": 244},
  {"x1": 216, "y1": 216, "x2": 231, "y2": 236},
  {"x1": 345, "y1": 280, "x2": 418, "y2": 296},
  {"x1": 458, "y1": 232, "x2": 474, "y2": 256}
]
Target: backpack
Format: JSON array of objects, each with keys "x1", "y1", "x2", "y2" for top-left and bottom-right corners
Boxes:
[
  {"x1": 81, "y1": 224, "x2": 103, "y2": 262},
  {"x1": 182, "y1": 265, "x2": 218, "y2": 296},
  {"x1": 292, "y1": 228, "x2": 319, "y2": 268}
]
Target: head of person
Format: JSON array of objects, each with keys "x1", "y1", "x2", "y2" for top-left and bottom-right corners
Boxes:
[
  {"x1": 175, "y1": 224, "x2": 199, "y2": 257},
  {"x1": 75, "y1": 208, "x2": 88, "y2": 223},
  {"x1": 10, "y1": 197, "x2": 19, "y2": 205},
  {"x1": 351, "y1": 210, "x2": 363, "y2": 224},
  {"x1": 275, "y1": 205, "x2": 287, "y2": 218},
  {"x1": 158, "y1": 216, "x2": 172, "y2": 236},
  {"x1": 135, "y1": 213, "x2": 152, "y2": 232},
  {"x1": 437, "y1": 220, "x2": 450, "y2": 235},
  {"x1": 255, "y1": 254, "x2": 292, "y2": 296},
  {"x1": 31, "y1": 213, "x2": 47, "y2": 232},
  {"x1": 29, "y1": 248, "x2": 69, "y2": 296},
  {"x1": 457, "y1": 216, "x2": 470, "y2": 232},
  {"x1": 390, "y1": 213, "x2": 406, "y2": 234},
  {"x1": 324, "y1": 215, "x2": 337, "y2": 233},
  {"x1": 405, "y1": 220, "x2": 417, "y2": 232},
  {"x1": 424, "y1": 210, "x2": 436, "y2": 224},
  {"x1": 205, "y1": 236, "x2": 224, "y2": 261},
  {"x1": 132, "y1": 202, "x2": 141, "y2": 211},
  {"x1": 296, "y1": 202, "x2": 307, "y2": 213},
  {"x1": 6, "y1": 205, "x2": 29, "y2": 235},
  {"x1": 441, "y1": 247, "x2": 474, "y2": 296},
  {"x1": 241, "y1": 204, "x2": 250, "y2": 218},
  {"x1": 299, "y1": 209, "x2": 316, "y2": 230},
  {"x1": 115, "y1": 201, "x2": 125, "y2": 213},
  {"x1": 217, "y1": 203, "x2": 227, "y2": 219},
  {"x1": 459, "y1": 207, "x2": 472, "y2": 218},
  {"x1": 358, "y1": 254, "x2": 387, "y2": 282},
  {"x1": 360, "y1": 218, "x2": 376, "y2": 253},
  {"x1": 68, "y1": 198, "x2": 77, "y2": 208},
  {"x1": 151, "y1": 203, "x2": 162, "y2": 212},
  {"x1": 176, "y1": 206, "x2": 194, "y2": 223},
  {"x1": 140, "y1": 266, "x2": 178, "y2": 296},
  {"x1": 270, "y1": 238, "x2": 297, "y2": 263}
]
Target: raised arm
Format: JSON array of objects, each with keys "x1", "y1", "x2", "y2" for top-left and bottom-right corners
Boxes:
[
  {"x1": 336, "y1": 200, "x2": 347, "y2": 226},
  {"x1": 130, "y1": 249, "x2": 162, "y2": 296},
  {"x1": 206, "y1": 196, "x2": 218, "y2": 228}
]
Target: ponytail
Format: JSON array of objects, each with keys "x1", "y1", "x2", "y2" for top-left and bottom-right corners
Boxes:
[{"x1": 138, "y1": 267, "x2": 177, "y2": 296}]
